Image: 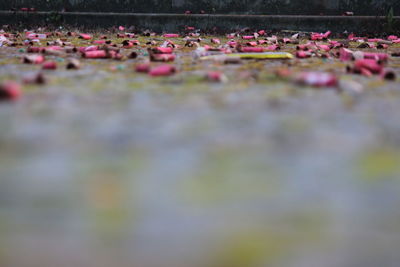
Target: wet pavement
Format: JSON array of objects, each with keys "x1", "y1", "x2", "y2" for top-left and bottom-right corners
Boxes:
[{"x1": 1, "y1": 30, "x2": 400, "y2": 267}]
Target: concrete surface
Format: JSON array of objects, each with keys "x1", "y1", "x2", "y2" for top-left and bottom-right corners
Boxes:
[
  {"x1": 1, "y1": 11, "x2": 399, "y2": 33},
  {"x1": 0, "y1": 0, "x2": 399, "y2": 15}
]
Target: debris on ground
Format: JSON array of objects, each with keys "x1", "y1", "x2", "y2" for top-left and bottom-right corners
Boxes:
[{"x1": 0, "y1": 27, "x2": 399, "y2": 102}]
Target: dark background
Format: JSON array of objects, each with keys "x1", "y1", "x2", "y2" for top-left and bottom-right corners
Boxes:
[{"x1": 0, "y1": 0, "x2": 399, "y2": 15}]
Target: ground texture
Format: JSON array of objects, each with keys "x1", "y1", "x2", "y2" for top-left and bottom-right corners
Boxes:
[{"x1": 1, "y1": 28, "x2": 400, "y2": 267}]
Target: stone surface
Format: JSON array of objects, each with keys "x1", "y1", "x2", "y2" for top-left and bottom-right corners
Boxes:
[
  {"x1": 0, "y1": 0, "x2": 399, "y2": 15},
  {"x1": 1, "y1": 11, "x2": 399, "y2": 33}
]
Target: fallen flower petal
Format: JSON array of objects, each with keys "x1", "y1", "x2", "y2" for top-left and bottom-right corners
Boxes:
[
  {"x1": 0, "y1": 81, "x2": 22, "y2": 101},
  {"x1": 311, "y1": 32, "x2": 327, "y2": 41},
  {"x1": 353, "y1": 59, "x2": 384, "y2": 74},
  {"x1": 211, "y1": 38, "x2": 221, "y2": 45},
  {"x1": 93, "y1": 40, "x2": 107, "y2": 45},
  {"x1": 227, "y1": 40, "x2": 238, "y2": 48},
  {"x1": 206, "y1": 71, "x2": 227, "y2": 82},
  {"x1": 79, "y1": 34, "x2": 92, "y2": 40},
  {"x1": 150, "y1": 53, "x2": 176, "y2": 62},
  {"x1": 359, "y1": 68, "x2": 373, "y2": 77},
  {"x1": 82, "y1": 50, "x2": 108, "y2": 59},
  {"x1": 296, "y1": 44, "x2": 309, "y2": 51},
  {"x1": 121, "y1": 40, "x2": 134, "y2": 48},
  {"x1": 363, "y1": 52, "x2": 389, "y2": 61},
  {"x1": 135, "y1": 63, "x2": 151, "y2": 73},
  {"x1": 296, "y1": 72, "x2": 338, "y2": 87},
  {"x1": 42, "y1": 61, "x2": 57, "y2": 70},
  {"x1": 318, "y1": 44, "x2": 331, "y2": 52},
  {"x1": 323, "y1": 31, "x2": 332, "y2": 39},
  {"x1": 163, "y1": 34, "x2": 179, "y2": 38},
  {"x1": 27, "y1": 33, "x2": 47, "y2": 39},
  {"x1": 246, "y1": 41, "x2": 258, "y2": 47},
  {"x1": 242, "y1": 36, "x2": 255, "y2": 40},
  {"x1": 266, "y1": 44, "x2": 280, "y2": 51},
  {"x1": 296, "y1": 51, "x2": 312, "y2": 58},
  {"x1": 23, "y1": 54, "x2": 45, "y2": 64},
  {"x1": 339, "y1": 48, "x2": 354, "y2": 61},
  {"x1": 79, "y1": 46, "x2": 99, "y2": 53},
  {"x1": 367, "y1": 38, "x2": 383, "y2": 43},
  {"x1": 151, "y1": 47, "x2": 174, "y2": 54},
  {"x1": 149, "y1": 65, "x2": 176, "y2": 76},
  {"x1": 238, "y1": 46, "x2": 265, "y2": 53}
]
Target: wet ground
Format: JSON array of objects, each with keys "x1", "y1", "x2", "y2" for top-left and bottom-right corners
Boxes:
[{"x1": 1, "y1": 30, "x2": 400, "y2": 267}]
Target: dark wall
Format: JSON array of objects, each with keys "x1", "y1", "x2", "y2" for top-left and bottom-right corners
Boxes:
[{"x1": 0, "y1": 0, "x2": 399, "y2": 15}]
